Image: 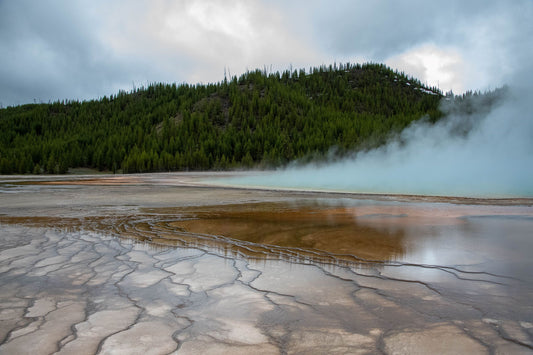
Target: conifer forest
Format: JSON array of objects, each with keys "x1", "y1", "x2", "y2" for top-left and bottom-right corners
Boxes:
[{"x1": 2, "y1": 63, "x2": 493, "y2": 174}]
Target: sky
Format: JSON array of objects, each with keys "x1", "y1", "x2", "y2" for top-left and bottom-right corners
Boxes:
[{"x1": 1, "y1": 0, "x2": 532, "y2": 107}]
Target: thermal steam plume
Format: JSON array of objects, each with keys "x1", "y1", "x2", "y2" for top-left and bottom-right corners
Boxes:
[{"x1": 224, "y1": 83, "x2": 533, "y2": 198}]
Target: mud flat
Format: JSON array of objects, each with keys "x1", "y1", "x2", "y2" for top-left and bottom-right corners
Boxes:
[{"x1": 1, "y1": 172, "x2": 533, "y2": 354}]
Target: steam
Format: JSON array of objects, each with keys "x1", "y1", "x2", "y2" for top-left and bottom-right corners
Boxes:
[{"x1": 223, "y1": 84, "x2": 533, "y2": 198}]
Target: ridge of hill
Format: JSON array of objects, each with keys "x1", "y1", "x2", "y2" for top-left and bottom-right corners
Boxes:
[{"x1": 0, "y1": 62, "x2": 444, "y2": 174}]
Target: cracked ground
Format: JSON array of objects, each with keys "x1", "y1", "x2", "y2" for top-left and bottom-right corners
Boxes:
[{"x1": 1, "y1": 173, "x2": 533, "y2": 354}]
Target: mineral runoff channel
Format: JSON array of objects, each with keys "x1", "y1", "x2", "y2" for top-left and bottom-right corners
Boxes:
[{"x1": 1, "y1": 172, "x2": 533, "y2": 354}]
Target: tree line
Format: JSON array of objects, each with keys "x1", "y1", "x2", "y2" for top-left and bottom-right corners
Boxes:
[{"x1": 0, "y1": 62, "x2": 446, "y2": 174}]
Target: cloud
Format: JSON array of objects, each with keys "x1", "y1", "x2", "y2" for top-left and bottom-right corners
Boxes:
[
  {"x1": 101, "y1": 0, "x2": 320, "y2": 84},
  {"x1": 0, "y1": 0, "x2": 136, "y2": 105},
  {"x1": 0, "y1": 0, "x2": 319, "y2": 106},
  {"x1": 1, "y1": 0, "x2": 532, "y2": 106},
  {"x1": 306, "y1": 0, "x2": 510, "y2": 58},
  {"x1": 304, "y1": 0, "x2": 533, "y2": 92},
  {"x1": 308, "y1": 0, "x2": 445, "y2": 58},
  {"x1": 385, "y1": 44, "x2": 464, "y2": 93}
]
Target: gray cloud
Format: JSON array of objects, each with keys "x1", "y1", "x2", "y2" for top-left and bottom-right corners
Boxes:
[
  {"x1": 298, "y1": 0, "x2": 532, "y2": 91},
  {"x1": 310, "y1": 0, "x2": 445, "y2": 58},
  {"x1": 0, "y1": 0, "x2": 319, "y2": 106},
  {"x1": 1, "y1": 0, "x2": 532, "y2": 106},
  {"x1": 306, "y1": 0, "x2": 513, "y2": 58},
  {"x1": 0, "y1": 1, "x2": 137, "y2": 105}
]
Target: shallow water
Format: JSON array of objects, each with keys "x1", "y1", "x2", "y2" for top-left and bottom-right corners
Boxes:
[{"x1": 1, "y1": 173, "x2": 533, "y2": 354}]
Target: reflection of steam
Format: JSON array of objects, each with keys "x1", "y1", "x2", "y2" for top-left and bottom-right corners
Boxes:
[
  {"x1": 225, "y1": 85, "x2": 533, "y2": 198},
  {"x1": 163, "y1": 203, "x2": 409, "y2": 261}
]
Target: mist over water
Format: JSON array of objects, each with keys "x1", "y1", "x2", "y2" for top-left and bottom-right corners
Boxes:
[{"x1": 225, "y1": 83, "x2": 533, "y2": 198}]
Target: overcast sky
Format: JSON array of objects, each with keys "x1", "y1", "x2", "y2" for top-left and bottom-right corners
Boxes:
[{"x1": 1, "y1": 0, "x2": 531, "y2": 106}]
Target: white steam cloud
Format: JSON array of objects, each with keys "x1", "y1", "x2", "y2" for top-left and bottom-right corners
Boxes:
[{"x1": 223, "y1": 83, "x2": 533, "y2": 198}]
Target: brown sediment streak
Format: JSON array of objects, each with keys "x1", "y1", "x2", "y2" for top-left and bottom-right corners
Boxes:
[
  {"x1": 161, "y1": 205, "x2": 409, "y2": 261},
  {"x1": 2, "y1": 200, "x2": 532, "y2": 269},
  {"x1": 35, "y1": 176, "x2": 144, "y2": 186},
  {"x1": 0, "y1": 204, "x2": 411, "y2": 263}
]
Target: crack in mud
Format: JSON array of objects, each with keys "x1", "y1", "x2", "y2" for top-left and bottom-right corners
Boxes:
[{"x1": 1, "y1": 178, "x2": 533, "y2": 353}]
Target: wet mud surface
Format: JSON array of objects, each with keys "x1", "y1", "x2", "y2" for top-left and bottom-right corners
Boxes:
[{"x1": 1, "y1": 173, "x2": 533, "y2": 354}]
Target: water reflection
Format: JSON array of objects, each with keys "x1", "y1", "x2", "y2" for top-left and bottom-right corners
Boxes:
[
  {"x1": 157, "y1": 203, "x2": 409, "y2": 261},
  {"x1": 3, "y1": 198, "x2": 533, "y2": 277}
]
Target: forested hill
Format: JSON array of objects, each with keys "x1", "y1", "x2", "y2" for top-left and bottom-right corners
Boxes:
[{"x1": 0, "y1": 63, "x2": 444, "y2": 174}]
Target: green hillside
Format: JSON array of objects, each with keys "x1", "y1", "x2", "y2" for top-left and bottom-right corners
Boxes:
[{"x1": 0, "y1": 63, "x2": 443, "y2": 174}]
